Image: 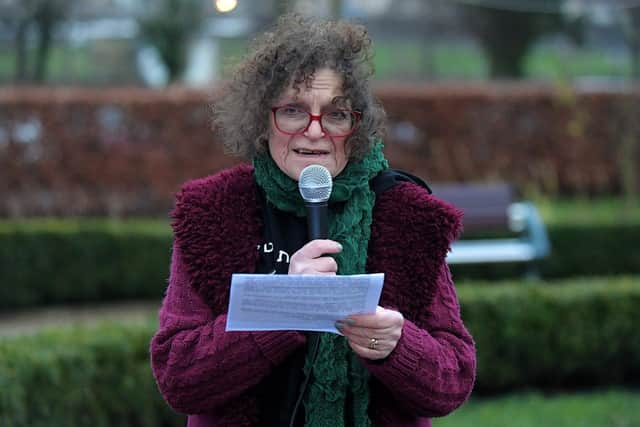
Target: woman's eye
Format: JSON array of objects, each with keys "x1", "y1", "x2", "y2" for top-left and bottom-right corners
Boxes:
[
  {"x1": 327, "y1": 110, "x2": 349, "y2": 121},
  {"x1": 281, "y1": 106, "x2": 304, "y2": 116}
]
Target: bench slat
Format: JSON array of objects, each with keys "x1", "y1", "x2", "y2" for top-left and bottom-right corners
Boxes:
[{"x1": 447, "y1": 239, "x2": 537, "y2": 264}]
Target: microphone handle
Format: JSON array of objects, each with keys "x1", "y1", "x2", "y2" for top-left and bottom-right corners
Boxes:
[{"x1": 305, "y1": 201, "x2": 328, "y2": 240}]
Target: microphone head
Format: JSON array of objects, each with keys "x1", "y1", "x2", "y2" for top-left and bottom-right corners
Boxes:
[{"x1": 298, "y1": 165, "x2": 333, "y2": 203}]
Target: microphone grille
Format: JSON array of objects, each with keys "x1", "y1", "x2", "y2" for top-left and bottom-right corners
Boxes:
[{"x1": 298, "y1": 165, "x2": 333, "y2": 202}]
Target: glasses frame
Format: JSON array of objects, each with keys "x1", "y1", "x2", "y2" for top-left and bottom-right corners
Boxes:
[{"x1": 271, "y1": 105, "x2": 361, "y2": 138}]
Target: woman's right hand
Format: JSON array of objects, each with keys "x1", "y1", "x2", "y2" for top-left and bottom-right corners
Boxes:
[{"x1": 288, "y1": 239, "x2": 342, "y2": 275}]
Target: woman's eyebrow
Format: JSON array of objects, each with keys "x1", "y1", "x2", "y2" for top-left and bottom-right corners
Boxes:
[{"x1": 331, "y1": 96, "x2": 351, "y2": 108}]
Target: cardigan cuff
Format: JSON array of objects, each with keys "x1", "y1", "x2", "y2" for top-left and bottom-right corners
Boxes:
[
  {"x1": 364, "y1": 319, "x2": 425, "y2": 379},
  {"x1": 253, "y1": 331, "x2": 307, "y2": 365}
]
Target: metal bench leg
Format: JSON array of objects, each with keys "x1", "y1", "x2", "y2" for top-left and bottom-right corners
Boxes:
[{"x1": 524, "y1": 261, "x2": 542, "y2": 281}]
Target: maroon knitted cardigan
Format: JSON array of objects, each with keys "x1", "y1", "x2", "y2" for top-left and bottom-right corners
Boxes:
[{"x1": 150, "y1": 164, "x2": 476, "y2": 427}]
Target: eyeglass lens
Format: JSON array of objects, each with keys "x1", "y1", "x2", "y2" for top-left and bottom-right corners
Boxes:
[{"x1": 274, "y1": 107, "x2": 355, "y2": 136}]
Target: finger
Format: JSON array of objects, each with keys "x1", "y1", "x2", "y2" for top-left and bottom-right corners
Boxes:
[
  {"x1": 347, "y1": 337, "x2": 391, "y2": 360},
  {"x1": 339, "y1": 325, "x2": 396, "y2": 342},
  {"x1": 295, "y1": 240, "x2": 342, "y2": 260},
  {"x1": 292, "y1": 256, "x2": 338, "y2": 274},
  {"x1": 347, "y1": 307, "x2": 403, "y2": 329}
]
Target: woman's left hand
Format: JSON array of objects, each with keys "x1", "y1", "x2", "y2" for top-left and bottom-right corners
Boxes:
[{"x1": 335, "y1": 306, "x2": 404, "y2": 360}]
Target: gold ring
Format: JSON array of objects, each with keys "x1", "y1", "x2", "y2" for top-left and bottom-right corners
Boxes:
[{"x1": 368, "y1": 337, "x2": 379, "y2": 350}]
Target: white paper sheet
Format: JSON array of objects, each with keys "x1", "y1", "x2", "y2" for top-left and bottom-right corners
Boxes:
[{"x1": 225, "y1": 273, "x2": 384, "y2": 334}]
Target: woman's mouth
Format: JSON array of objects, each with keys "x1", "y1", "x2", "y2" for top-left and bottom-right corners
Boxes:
[{"x1": 293, "y1": 148, "x2": 329, "y2": 156}]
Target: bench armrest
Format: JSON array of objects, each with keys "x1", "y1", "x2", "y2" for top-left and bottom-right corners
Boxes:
[{"x1": 508, "y1": 202, "x2": 551, "y2": 259}]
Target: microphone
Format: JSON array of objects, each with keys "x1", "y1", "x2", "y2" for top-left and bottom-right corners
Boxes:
[{"x1": 298, "y1": 165, "x2": 333, "y2": 240}]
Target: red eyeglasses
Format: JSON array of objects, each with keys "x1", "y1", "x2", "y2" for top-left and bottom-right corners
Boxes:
[{"x1": 271, "y1": 105, "x2": 361, "y2": 137}]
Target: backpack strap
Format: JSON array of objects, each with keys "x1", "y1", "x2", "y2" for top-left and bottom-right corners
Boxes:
[{"x1": 370, "y1": 168, "x2": 432, "y2": 196}]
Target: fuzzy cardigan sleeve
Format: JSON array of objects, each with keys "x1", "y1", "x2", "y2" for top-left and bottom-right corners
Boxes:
[
  {"x1": 364, "y1": 182, "x2": 476, "y2": 420},
  {"x1": 150, "y1": 166, "x2": 307, "y2": 416}
]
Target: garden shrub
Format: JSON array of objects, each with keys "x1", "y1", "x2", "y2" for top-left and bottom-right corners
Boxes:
[
  {"x1": 1, "y1": 221, "x2": 639, "y2": 309},
  {"x1": 1, "y1": 278, "x2": 639, "y2": 426},
  {"x1": 0, "y1": 222, "x2": 171, "y2": 309},
  {"x1": 0, "y1": 321, "x2": 184, "y2": 427},
  {"x1": 459, "y1": 277, "x2": 640, "y2": 393},
  {"x1": 451, "y1": 223, "x2": 640, "y2": 280}
]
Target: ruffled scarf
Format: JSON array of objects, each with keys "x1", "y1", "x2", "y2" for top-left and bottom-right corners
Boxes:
[{"x1": 253, "y1": 141, "x2": 388, "y2": 427}]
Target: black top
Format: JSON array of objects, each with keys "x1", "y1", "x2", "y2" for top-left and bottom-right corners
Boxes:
[
  {"x1": 254, "y1": 187, "x2": 309, "y2": 427},
  {"x1": 252, "y1": 169, "x2": 430, "y2": 426}
]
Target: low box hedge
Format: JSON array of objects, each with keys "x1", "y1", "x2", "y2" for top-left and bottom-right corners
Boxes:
[
  {"x1": 1, "y1": 277, "x2": 638, "y2": 426},
  {"x1": 0, "y1": 321, "x2": 184, "y2": 427},
  {"x1": 0, "y1": 221, "x2": 172, "y2": 310},
  {"x1": 459, "y1": 276, "x2": 640, "y2": 393},
  {"x1": 1, "y1": 220, "x2": 639, "y2": 309},
  {"x1": 451, "y1": 223, "x2": 640, "y2": 280}
]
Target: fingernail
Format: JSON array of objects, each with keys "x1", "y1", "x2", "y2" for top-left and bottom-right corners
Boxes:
[
  {"x1": 334, "y1": 321, "x2": 344, "y2": 330},
  {"x1": 337, "y1": 243, "x2": 343, "y2": 251},
  {"x1": 343, "y1": 318, "x2": 356, "y2": 326}
]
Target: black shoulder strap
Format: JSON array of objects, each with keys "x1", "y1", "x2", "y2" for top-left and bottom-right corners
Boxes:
[{"x1": 370, "y1": 168, "x2": 432, "y2": 196}]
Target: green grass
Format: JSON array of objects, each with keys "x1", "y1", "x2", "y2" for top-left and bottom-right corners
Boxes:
[
  {"x1": 526, "y1": 46, "x2": 631, "y2": 80},
  {"x1": 533, "y1": 196, "x2": 640, "y2": 226},
  {"x1": 430, "y1": 43, "x2": 488, "y2": 78},
  {"x1": 2, "y1": 196, "x2": 636, "y2": 232},
  {"x1": 456, "y1": 274, "x2": 639, "y2": 294},
  {"x1": 0, "y1": 45, "x2": 95, "y2": 82},
  {"x1": 373, "y1": 40, "x2": 632, "y2": 81},
  {"x1": 0, "y1": 218, "x2": 170, "y2": 235},
  {"x1": 433, "y1": 389, "x2": 640, "y2": 427},
  {"x1": 1, "y1": 39, "x2": 633, "y2": 83}
]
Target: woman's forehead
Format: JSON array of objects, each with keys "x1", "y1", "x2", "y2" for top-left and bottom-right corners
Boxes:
[{"x1": 282, "y1": 68, "x2": 343, "y2": 99}]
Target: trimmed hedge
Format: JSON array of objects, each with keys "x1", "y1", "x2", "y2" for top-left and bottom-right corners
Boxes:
[
  {"x1": 459, "y1": 277, "x2": 640, "y2": 393},
  {"x1": 451, "y1": 223, "x2": 640, "y2": 280},
  {"x1": 0, "y1": 321, "x2": 184, "y2": 427},
  {"x1": 1, "y1": 221, "x2": 639, "y2": 309},
  {"x1": 0, "y1": 221, "x2": 171, "y2": 310},
  {"x1": 1, "y1": 278, "x2": 638, "y2": 426},
  {"x1": 2, "y1": 85, "x2": 640, "y2": 218}
]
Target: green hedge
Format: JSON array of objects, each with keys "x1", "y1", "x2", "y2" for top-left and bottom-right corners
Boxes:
[
  {"x1": 450, "y1": 223, "x2": 640, "y2": 280},
  {"x1": 1, "y1": 277, "x2": 638, "y2": 426},
  {"x1": 0, "y1": 321, "x2": 184, "y2": 427},
  {"x1": 459, "y1": 276, "x2": 640, "y2": 393},
  {"x1": 1, "y1": 220, "x2": 639, "y2": 309},
  {"x1": 0, "y1": 221, "x2": 171, "y2": 309}
]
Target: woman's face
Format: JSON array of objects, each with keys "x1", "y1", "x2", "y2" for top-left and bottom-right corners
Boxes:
[{"x1": 268, "y1": 68, "x2": 351, "y2": 181}]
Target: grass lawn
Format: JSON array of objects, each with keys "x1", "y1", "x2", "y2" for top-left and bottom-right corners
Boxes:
[
  {"x1": 0, "y1": 217, "x2": 171, "y2": 235},
  {"x1": 433, "y1": 389, "x2": 640, "y2": 427},
  {"x1": 4, "y1": 37, "x2": 629, "y2": 83},
  {"x1": 533, "y1": 196, "x2": 640, "y2": 226},
  {"x1": 1, "y1": 196, "x2": 636, "y2": 231}
]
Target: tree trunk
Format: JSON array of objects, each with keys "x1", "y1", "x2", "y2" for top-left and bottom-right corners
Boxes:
[
  {"x1": 14, "y1": 20, "x2": 29, "y2": 83},
  {"x1": 329, "y1": 0, "x2": 341, "y2": 19},
  {"x1": 274, "y1": 0, "x2": 291, "y2": 18},
  {"x1": 631, "y1": 42, "x2": 640, "y2": 80},
  {"x1": 630, "y1": 9, "x2": 640, "y2": 79},
  {"x1": 487, "y1": 44, "x2": 527, "y2": 78},
  {"x1": 34, "y1": 15, "x2": 53, "y2": 83}
]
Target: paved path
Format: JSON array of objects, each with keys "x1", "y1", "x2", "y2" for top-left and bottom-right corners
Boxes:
[{"x1": 0, "y1": 300, "x2": 160, "y2": 337}]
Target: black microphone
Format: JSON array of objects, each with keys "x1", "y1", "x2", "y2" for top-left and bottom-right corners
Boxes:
[{"x1": 298, "y1": 165, "x2": 333, "y2": 240}]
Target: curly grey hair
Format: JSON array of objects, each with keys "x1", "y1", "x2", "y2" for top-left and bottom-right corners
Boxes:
[{"x1": 212, "y1": 13, "x2": 386, "y2": 159}]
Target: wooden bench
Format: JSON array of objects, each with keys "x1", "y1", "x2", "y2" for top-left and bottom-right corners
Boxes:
[{"x1": 431, "y1": 182, "x2": 551, "y2": 276}]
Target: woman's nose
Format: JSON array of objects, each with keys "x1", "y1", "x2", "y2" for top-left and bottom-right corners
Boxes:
[{"x1": 304, "y1": 117, "x2": 325, "y2": 139}]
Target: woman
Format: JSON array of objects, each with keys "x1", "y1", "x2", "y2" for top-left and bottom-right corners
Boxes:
[{"x1": 151, "y1": 13, "x2": 475, "y2": 427}]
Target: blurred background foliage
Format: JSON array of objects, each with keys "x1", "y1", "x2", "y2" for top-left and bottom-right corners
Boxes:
[
  {"x1": 0, "y1": 1, "x2": 639, "y2": 426},
  {"x1": 0, "y1": 0, "x2": 639, "y2": 84}
]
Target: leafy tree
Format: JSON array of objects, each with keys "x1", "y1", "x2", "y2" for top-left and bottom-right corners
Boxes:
[
  {"x1": 459, "y1": 1, "x2": 576, "y2": 79},
  {"x1": 3, "y1": 0, "x2": 74, "y2": 83},
  {"x1": 622, "y1": 6, "x2": 640, "y2": 79},
  {"x1": 137, "y1": 0, "x2": 205, "y2": 83}
]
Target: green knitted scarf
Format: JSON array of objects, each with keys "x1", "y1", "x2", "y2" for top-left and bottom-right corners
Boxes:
[{"x1": 253, "y1": 141, "x2": 388, "y2": 427}]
